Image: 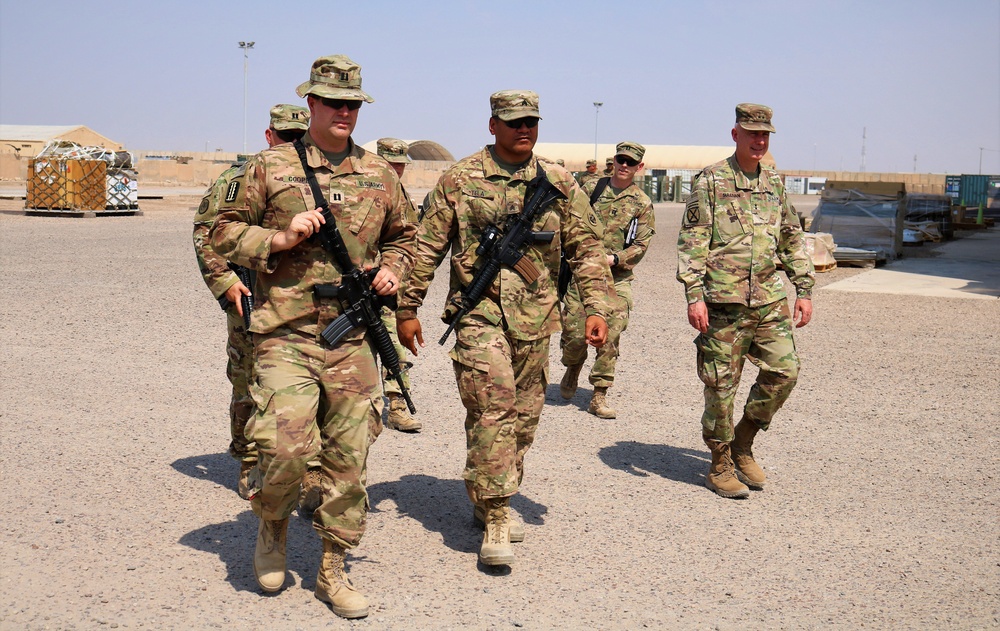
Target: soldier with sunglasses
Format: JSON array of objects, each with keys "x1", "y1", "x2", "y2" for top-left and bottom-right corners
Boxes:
[
  {"x1": 397, "y1": 90, "x2": 614, "y2": 568},
  {"x1": 559, "y1": 141, "x2": 655, "y2": 419},
  {"x1": 211, "y1": 54, "x2": 415, "y2": 619}
]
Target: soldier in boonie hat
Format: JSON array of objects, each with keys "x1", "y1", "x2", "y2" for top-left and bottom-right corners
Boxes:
[
  {"x1": 615, "y1": 141, "x2": 645, "y2": 163},
  {"x1": 269, "y1": 104, "x2": 310, "y2": 131},
  {"x1": 377, "y1": 138, "x2": 410, "y2": 164},
  {"x1": 735, "y1": 103, "x2": 775, "y2": 133},
  {"x1": 295, "y1": 54, "x2": 374, "y2": 103},
  {"x1": 489, "y1": 90, "x2": 541, "y2": 121}
]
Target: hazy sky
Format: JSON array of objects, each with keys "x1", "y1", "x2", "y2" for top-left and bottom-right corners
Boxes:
[{"x1": 2, "y1": 0, "x2": 998, "y2": 174}]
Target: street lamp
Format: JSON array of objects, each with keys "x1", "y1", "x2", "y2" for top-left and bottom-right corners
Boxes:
[
  {"x1": 593, "y1": 102, "x2": 603, "y2": 161},
  {"x1": 238, "y1": 41, "x2": 255, "y2": 154}
]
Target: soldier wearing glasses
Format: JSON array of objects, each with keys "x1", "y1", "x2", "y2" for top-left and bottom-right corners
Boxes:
[
  {"x1": 211, "y1": 54, "x2": 415, "y2": 619},
  {"x1": 397, "y1": 90, "x2": 614, "y2": 568},
  {"x1": 559, "y1": 141, "x2": 655, "y2": 419}
]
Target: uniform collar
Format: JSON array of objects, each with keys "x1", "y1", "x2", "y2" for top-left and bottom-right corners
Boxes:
[
  {"x1": 302, "y1": 132, "x2": 361, "y2": 174},
  {"x1": 727, "y1": 154, "x2": 775, "y2": 193},
  {"x1": 482, "y1": 145, "x2": 537, "y2": 181}
]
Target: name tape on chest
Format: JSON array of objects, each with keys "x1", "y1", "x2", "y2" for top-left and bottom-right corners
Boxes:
[{"x1": 357, "y1": 180, "x2": 386, "y2": 191}]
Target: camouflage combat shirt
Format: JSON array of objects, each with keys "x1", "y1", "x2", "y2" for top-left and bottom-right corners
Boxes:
[
  {"x1": 676, "y1": 155, "x2": 814, "y2": 306},
  {"x1": 193, "y1": 164, "x2": 241, "y2": 299},
  {"x1": 398, "y1": 147, "x2": 615, "y2": 341},
  {"x1": 581, "y1": 178, "x2": 655, "y2": 283},
  {"x1": 210, "y1": 133, "x2": 416, "y2": 336}
]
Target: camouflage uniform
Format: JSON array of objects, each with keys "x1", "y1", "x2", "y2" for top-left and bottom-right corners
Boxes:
[
  {"x1": 194, "y1": 164, "x2": 257, "y2": 463},
  {"x1": 398, "y1": 104, "x2": 614, "y2": 503},
  {"x1": 602, "y1": 158, "x2": 614, "y2": 177},
  {"x1": 561, "y1": 143, "x2": 655, "y2": 389},
  {"x1": 677, "y1": 149, "x2": 814, "y2": 442},
  {"x1": 210, "y1": 132, "x2": 415, "y2": 548}
]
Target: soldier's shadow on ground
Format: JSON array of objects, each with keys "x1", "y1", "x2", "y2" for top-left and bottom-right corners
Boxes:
[
  {"x1": 367, "y1": 474, "x2": 548, "y2": 557},
  {"x1": 170, "y1": 452, "x2": 237, "y2": 495},
  {"x1": 598, "y1": 441, "x2": 708, "y2": 488},
  {"x1": 543, "y1": 383, "x2": 591, "y2": 412},
  {"x1": 178, "y1": 509, "x2": 322, "y2": 593}
]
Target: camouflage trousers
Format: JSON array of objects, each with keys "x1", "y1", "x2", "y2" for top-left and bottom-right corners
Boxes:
[
  {"x1": 560, "y1": 279, "x2": 632, "y2": 388},
  {"x1": 248, "y1": 327, "x2": 382, "y2": 549},
  {"x1": 449, "y1": 316, "x2": 549, "y2": 502},
  {"x1": 225, "y1": 307, "x2": 256, "y2": 462},
  {"x1": 380, "y1": 308, "x2": 412, "y2": 397},
  {"x1": 695, "y1": 300, "x2": 800, "y2": 442}
]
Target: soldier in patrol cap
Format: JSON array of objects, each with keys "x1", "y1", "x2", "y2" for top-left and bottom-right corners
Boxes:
[
  {"x1": 603, "y1": 156, "x2": 614, "y2": 177},
  {"x1": 211, "y1": 54, "x2": 415, "y2": 618},
  {"x1": 374, "y1": 137, "x2": 421, "y2": 433},
  {"x1": 560, "y1": 140, "x2": 655, "y2": 418},
  {"x1": 676, "y1": 103, "x2": 814, "y2": 499},
  {"x1": 192, "y1": 103, "x2": 308, "y2": 499},
  {"x1": 397, "y1": 89, "x2": 615, "y2": 568},
  {"x1": 579, "y1": 158, "x2": 599, "y2": 187}
]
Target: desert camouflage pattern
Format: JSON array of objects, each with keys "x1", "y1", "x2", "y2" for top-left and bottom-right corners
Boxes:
[
  {"x1": 398, "y1": 148, "x2": 613, "y2": 340},
  {"x1": 193, "y1": 163, "x2": 256, "y2": 462},
  {"x1": 210, "y1": 133, "x2": 415, "y2": 336},
  {"x1": 614, "y1": 140, "x2": 645, "y2": 162},
  {"x1": 578, "y1": 171, "x2": 600, "y2": 188},
  {"x1": 399, "y1": 148, "x2": 614, "y2": 500},
  {"x1": 580, "y1": 178, "x2": 655, "y2": 284},
  {"x1": 269, "y1": 104, "x2": 309, "y2": 131},
  {"x1": 248, "y1": 330, "x2": 381, "y2": 548},
  {"x1": 696, "y1": 301, "x2": 798, "y2": 441},
  {"x1": 561, "y1": 279, "x2": 631, "y2": 388},
  {"x1": 676, "y1": 154, "x2": 814, "y2": 306},
  {"x1": 451, "y1": 318, "x2": 549, "y2": 501},
  {"x1": 210, "y1": 132, "x2": 415, "y2": 546},
  {"x1": 735, "y1": 102, "x2": 776, "y2": 133},
  {"x1": 376, "y1": 137, "x2": 410, "y2": 164},
  {"x1": 489, "y1": 90, "x2": 541, "y2": 121}
]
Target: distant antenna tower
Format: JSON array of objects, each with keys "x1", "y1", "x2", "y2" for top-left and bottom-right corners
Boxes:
[
  {"x1": 860, "y1": 127, "x2": 867, "y2": 173},
  {"x1": 913, "y1": 154, "x2": 917, "y2": 173}
]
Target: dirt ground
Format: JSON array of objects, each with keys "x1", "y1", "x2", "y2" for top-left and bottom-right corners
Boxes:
[{"x1": 0, "y1": 193, "x2": 997, "y2": 630}]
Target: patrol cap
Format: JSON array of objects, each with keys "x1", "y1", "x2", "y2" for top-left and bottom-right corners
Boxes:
[
  {"x1": 586, "y1": 159, "x2": 597, "y2": 167},
  {"x1": 605, "y1": 157, "x2": 614, "y2": 166},
  {"x1": 490, "y1": 90, "x2": 542, "y2": 121},
  {"x1": 735, "y1": 103, "x2": 775, "y2": 133},
  {"x1": 377, "y1": 137, "x2": 410, "y2": 164},
  {"x1": 295, "y1": 54, "x2": 374, "y2": 103},
  {"x1": 556, "y1": 159, "x2": 565, "y2": 166},
  {"x1": 615, "y1": 141, "x2": 645, "y2": 162},
  {"x1": 269, "y1": 104, "x2": 309, "y2": 131}
]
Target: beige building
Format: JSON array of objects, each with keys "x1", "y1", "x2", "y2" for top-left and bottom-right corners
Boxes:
[
  {"x1": 0, "y1": 125, "x2": 124, "y2": 158},
  {"x1": 532, "y1": 142, "x2": 776, "y2": 171}
]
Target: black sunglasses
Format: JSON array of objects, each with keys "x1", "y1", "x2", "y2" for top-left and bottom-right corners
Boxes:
[
  {"x1": 319, "y1": 97, "x2": 362, "y2": 111},
  {"x1": 615, "y1": 155, "x2": 639, "y2": 167},
  {"x1": 501, "y1": 117, "x2": 539, "y2": 129}
]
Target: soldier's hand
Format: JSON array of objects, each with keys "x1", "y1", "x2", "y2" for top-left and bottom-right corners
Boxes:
[
  {"x1": 687, "y1": 301, "x2": 709, "y2": 333},
  {"x1": 585, "y1": 315, "x2": 608, "y2": 347},
  {"x1": 224, "y1": 281, "x2": 251, "y2": 317},
  {"x1": 794, "y1": 298, "x2": 813, "y2": 328},
  {"x1": 398, "y1": 318, "x2": 424, "y2": 356},
  {"x1": 369, "y1": 267, "x2": 400, "y2": 296},
  {"x1": 271, "y1": 208, "x2": 325, "y2": 252}
]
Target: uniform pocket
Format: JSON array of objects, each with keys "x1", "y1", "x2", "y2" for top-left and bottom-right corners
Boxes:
[
  {"x1": 695, "y1": 334, "x2": 733, "y2": 389},
  {"x1": 449, "y1": 345, "x2": 493, "y2": 412}
]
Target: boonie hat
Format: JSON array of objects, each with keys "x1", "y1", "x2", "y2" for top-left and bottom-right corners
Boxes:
[
  {"x1": 615, "y1": 141, "x2": 645, "y2": 162},
  {"x1": 296, "y1": 55, "x2": 374, "y2": 103},
  {"x1": 490, "y1": 90, "x2": 541, "y2": 121},
  {"x1": 377, "y1": 138, "x2": 410, "y2": 164},
  {"x1": 269, "y1": 104, "x2": 309, "y2": 131},
  {"x1": 735, "y1": 103, "x2": 775, "y2": 133}
]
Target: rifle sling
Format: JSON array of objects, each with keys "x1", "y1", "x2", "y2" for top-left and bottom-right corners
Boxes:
[{"x1": 292, "y1": 139, "x2": 351, "y2": 277}]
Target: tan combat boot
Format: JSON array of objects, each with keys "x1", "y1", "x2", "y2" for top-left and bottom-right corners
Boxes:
[
  {"x1": 298, "y1": 468, "x2": 324, "y2": 515},
  {"x1": 253, "y1": 517, "x2": 288, "y2": 592},
  {"x1": 315, "y1": 539, "x2": 369, "y2": 619},
  {"x1": 704, "y1": 440, "x2": 750, "y2": 499},
  {"x1": 473, "y1": 502, "x2": 524, "y2": 543},
  {"x1": 732, "y1": 417, "x2": 766, "y2": 489},
  {"x1": 385, "y1": 394, "x2": 421, "y2": 432},
  {"x1": 478, "y1": 497, "x2": 515, "y2": 565},
  {"x1": 238, "y1": 460, "x2": 257, "y2": 500},
  {"x1": 588, "y1": 386, "x2": 617, "y2": 419},
  {"x1": 560, "y1": 363, "x2": 584, "y2": 399}
]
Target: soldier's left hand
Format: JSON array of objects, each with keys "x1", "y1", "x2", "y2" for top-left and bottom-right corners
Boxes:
[
  {"x1": 794, "y1": 298, "x2": 813, "y2": 328},
  {"x1": 585, "y1": 315, "x2": 608, "y2": 347},
  {"x1": 370, "y1": 267, "x2": 400, "y2": 296}
]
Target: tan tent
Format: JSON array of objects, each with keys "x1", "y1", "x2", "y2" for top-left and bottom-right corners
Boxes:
[
  {"x1": 0, "y1": 125, "x2": 124, "y2": 158},
  {"x1": 533, "y1": 143, "x2": 775, "y2": 171}
]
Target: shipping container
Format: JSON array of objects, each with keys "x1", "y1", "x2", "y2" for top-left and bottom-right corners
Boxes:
[{"x1": 26, "y1": 158, "x2": 107, "y2": 210}]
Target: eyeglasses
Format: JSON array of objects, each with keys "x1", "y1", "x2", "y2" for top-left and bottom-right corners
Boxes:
[
  {"x1": 319, "y1": 97, "x2": 362, "y2": 111},
  {"x1": 615, "y1": 155, "x2": 639, "y2": 167},
  {"x1": 501, "y1": 117, "x2": 539, "y2": 129}
]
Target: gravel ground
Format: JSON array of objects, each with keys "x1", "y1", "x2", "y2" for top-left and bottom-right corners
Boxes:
[{"x1": 0, "y1": 194, "x2": 997, "y2": 630}]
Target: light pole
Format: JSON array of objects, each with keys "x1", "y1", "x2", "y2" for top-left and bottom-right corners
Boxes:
[
  {"x1": 593, "y1": 102, "x2": 603, "y2": 161},
  {"x1": 238, "y1": 41, "x2": 255, "y2": 154}
]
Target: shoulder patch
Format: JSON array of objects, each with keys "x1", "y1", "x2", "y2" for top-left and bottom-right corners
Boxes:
[
  {"x1": 685, "y1": 197, "x2": 700, "y2": 225},
  {"x1": 223, "y1": 180, "x2": 241, "y2": 203}
]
